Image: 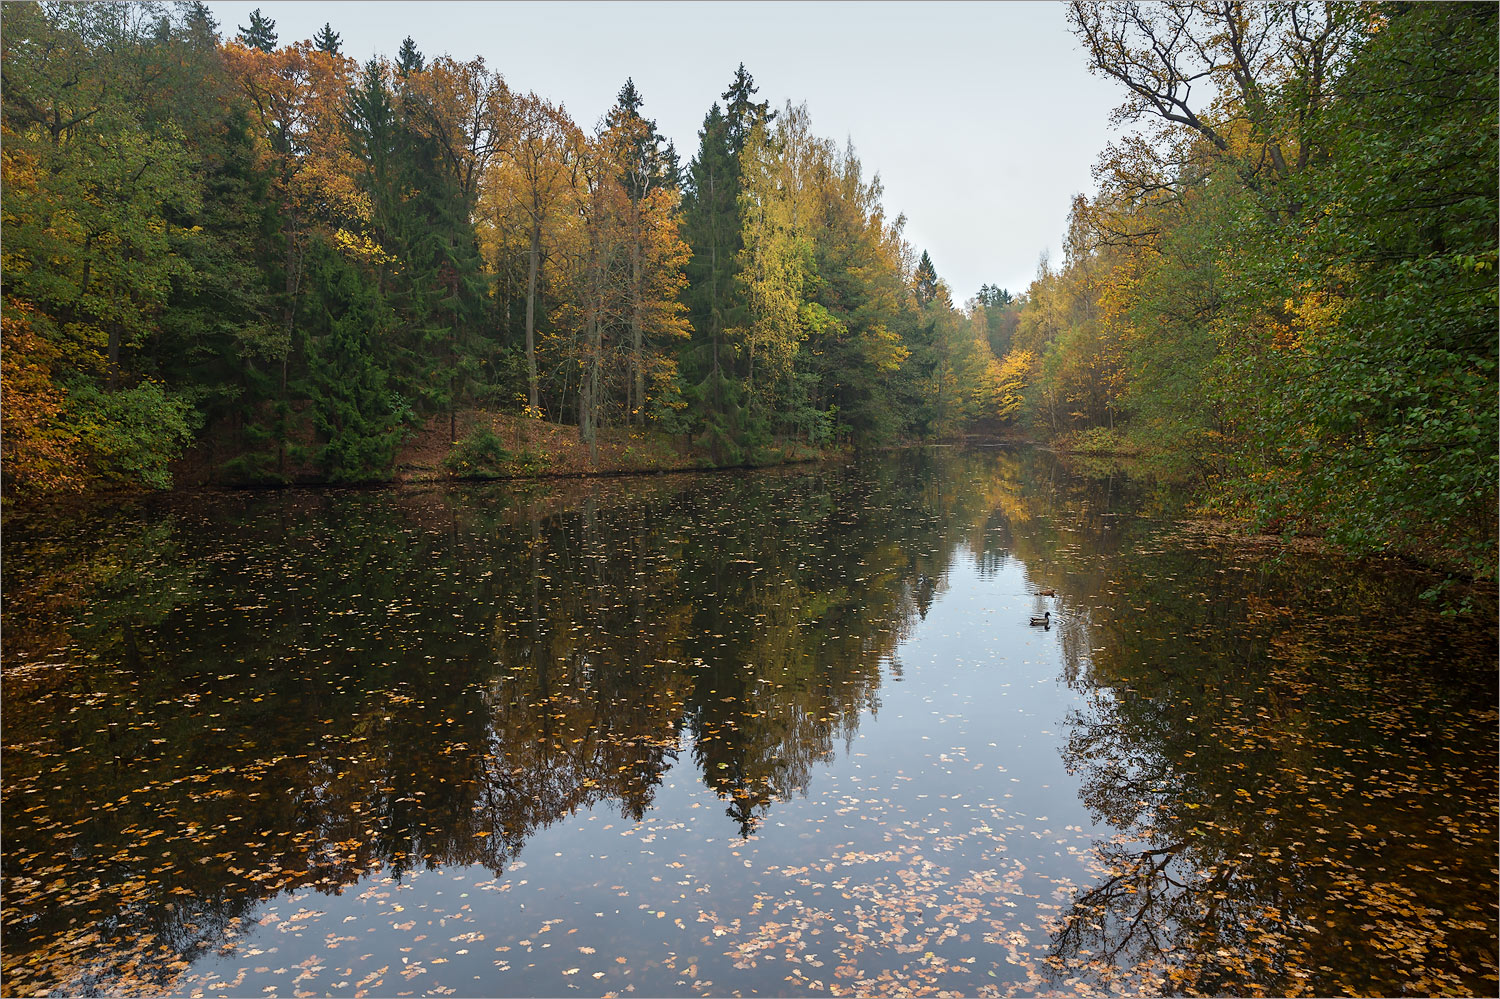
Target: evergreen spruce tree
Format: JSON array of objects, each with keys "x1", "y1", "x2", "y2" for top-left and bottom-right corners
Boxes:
[
  {"x1": 362, "y1": 52, "x2": 488, "y2": 441},
  {"x1": 312, "y1": 22, "x2": 342, "y2": 55},
  {"x1": 915, "y1": 251, "x2": 938, "y2": 305},
  {"x1": 681, "y1": 102, "x2": 747, "y2": 437},
  {"x1": 721, "y1": 63, "x2": 773, "y2": 154},
  {"x1": 236, "y1": 8, "x2": 276, "y2": 52},
  {"x1": 347, "y1": 59, "x2": 399, "y2": 251},
  {"x1": 681, "y1": 105, "x2": 740, "y2": 333},
  {"x1": 396, "y1": 36, "x2": 425, "y2": 76},
  {"x1": 608, "y1": 78, "x2": 679, "y2": 200},
  {"x1": 976, "y1": 284, "x2": 1012, "y2": 307},
  {"x1": 301, "y1": 239, "x2": 408, "y2": 482},
  {"x1": 184, "y1": 2, "x2": 218, "y2": 44}
]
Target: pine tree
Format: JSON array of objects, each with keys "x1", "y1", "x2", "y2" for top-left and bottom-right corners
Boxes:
[
  {"x1": 681, "y1": 103, "x2": 745, "y2": 419},
  {"x1": 915, "y1": 251, "x2": 938, "y2": 305},
  {"x1": 721, "y1": 63, "x2": 773, "y2": 155},
  {"x1": 312, "y1": 22, "x2": 342, "y2": 55},
  {"x1": 608, "y1": 78, "x2": 678, "y2": 201},
  {"x1": 236, "y1": 8, "x2": 276, "y2": 52},
  {"x1": 184, "y1": 2, "x2": 218, "y2": 44},
  {"x1": 396, "y1": 36, "x2": 424, "y2": 76},
  {"x1": 301, "y1": 238, "x2": 408, "y2": 482}
]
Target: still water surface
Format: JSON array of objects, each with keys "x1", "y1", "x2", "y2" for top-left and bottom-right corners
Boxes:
[{"x1": 3, "y1": 447, "x2": 1495, "y2": 997}]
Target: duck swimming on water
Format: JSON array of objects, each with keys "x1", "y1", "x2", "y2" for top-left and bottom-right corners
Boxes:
[
  {"x1": 1029, "y1": 611, "x2": 1051, "y2": 627},
  {"x1": 1037, "y1": 588, "x2": 1056, "y2": 597}
]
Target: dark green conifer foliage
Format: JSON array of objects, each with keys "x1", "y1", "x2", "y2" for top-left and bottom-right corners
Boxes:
[
  {"x1": 977, "y1": 284, "x2": 1012, "y2": 307},
  {"x1": 366, "y1": 56, "x2": 488, "y2": 441},
  {"x1": 301, "y1": 238, "x2": 408, "y2": 482},
  {"x1": 158, "y1": 102, "x2": 279, "y2": 425},
  {"x1": 721, "y1": 63, "x2": 773, "y2": 154},
  {"x1": 609, "y1": 78, "x2": 680, "y2": 199},
  {"x1": 153, "y1": 6, "x2": 278, "y2": 433},
  {"x1": 236, "y1": 8, "x2": 276, "y2": 52},
  {"x1": 893, "y1": 255, "x2": 944, "y2": 439},
  {"x1": 914, "y1": 251, "x2": 938, "y2": 305},
  {"x1": 313, "y1": 22, "x2": 342, "y2": 55},
  {"x1": 680, "y1": 102, "x2": 745, "y2": 430},
  {"x1": 347, "y1": 59, "x2": 400, "y2": 260},
  {"x1": 396, "y1": 36, "x2": 425, "y2": 75},
  {"x1": 184, "y1": 2, "x2": 218, "y2": 43},
  {"x1": 975, "y1": 284, "x2": 1017, "y2": 357}
]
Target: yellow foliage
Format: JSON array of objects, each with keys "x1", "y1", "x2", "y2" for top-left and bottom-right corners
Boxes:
[{"x1": 1, "y1": 298, "x2": 87, "y2": 495}]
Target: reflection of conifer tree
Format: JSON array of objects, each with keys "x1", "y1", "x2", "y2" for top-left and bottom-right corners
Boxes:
[{"x1": 4, "y1": 448, "x2": 1110, "y2": 994}]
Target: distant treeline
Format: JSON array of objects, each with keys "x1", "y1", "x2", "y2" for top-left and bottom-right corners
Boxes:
[{"x1": 1, "y1": 1, "x2": 1020, "y2": 494}]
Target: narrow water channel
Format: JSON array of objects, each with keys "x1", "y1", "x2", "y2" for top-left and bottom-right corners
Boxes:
[{"x1": 3, "y1": 447, "x2": 1494, "y2": 997}]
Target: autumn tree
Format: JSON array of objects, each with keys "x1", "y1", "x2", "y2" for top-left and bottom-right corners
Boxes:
[
  {"x1": 733, "y1": 102, "x2": 823, "y2": 412},
  {"x1": 223, "y1": 38, "x2": 364, "y2": 476},
  {"x1": 1, "y1": 2, "x2": 203, "y2": 489},
  {"x1": 1068, "y1": 1, "x2": 1363, "y2": 204},
  {"x1": 1041, "y1": 0, "x2": 1498, "y2": 577},
  {"x1": 554, "y1": 130, "x2": 626, "y2": 461},
  {"x1": 484, "y1": 93, "x2": 582, "y2": 414},
  {"x1": 1243, "y1": 2, "x2": 1498, "y2": 569},
  {"x1": 605, "y1": 80, "x2": 688, "y2": 426}
]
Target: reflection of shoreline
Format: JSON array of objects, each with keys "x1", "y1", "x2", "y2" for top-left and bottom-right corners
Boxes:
[
  {"x1": 1047, "y1": 503, "x2": 1499, "y2": 997},
  {"x1": 4, "y1": 446, "x2": 1494, "y2": 996},
  {"x1": 1, "y1": 448, "x2": 1027, "y2": 995}
]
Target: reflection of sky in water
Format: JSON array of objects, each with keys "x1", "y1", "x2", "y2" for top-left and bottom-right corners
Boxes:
[
  {"x1": 177, "y1": 550, "x2": 1106, "y2": 997},
  {"x1": 3, "y1": 448, "x2": 1494, "y2": 997}
]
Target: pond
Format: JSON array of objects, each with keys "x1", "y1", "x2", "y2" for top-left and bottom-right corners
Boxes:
[{"x1": 2, "y1": 447, "x2": 1495, "y2": 997}]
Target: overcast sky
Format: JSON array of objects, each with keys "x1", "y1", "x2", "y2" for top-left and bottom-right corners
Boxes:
[{"x1": 205, "y1": 1, "x2": 1123, "y2": 304}]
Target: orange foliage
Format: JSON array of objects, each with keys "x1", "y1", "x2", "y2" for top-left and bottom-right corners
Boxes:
[
  {"x1": 1, "y1": 298, "x2": 86, "y2": 495},
  {"x1": 223, "y1": 42, "x2": 369, "y2": 257}
]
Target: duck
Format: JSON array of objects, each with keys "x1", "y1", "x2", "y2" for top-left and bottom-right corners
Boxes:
[
  {"x1": 1037, "y1": 588, "x2": 1056, "y2": 597},
  {"x1": 1029, "y1": 610, "x2": 1051, "y2": 627}
]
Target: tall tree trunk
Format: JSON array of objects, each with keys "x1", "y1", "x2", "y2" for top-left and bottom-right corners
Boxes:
[
  {"x1": 578, "y1": 310, "x2": 600, "y2": 466},
  {"x1": 525, "y1": 220, "x2": 541, "y2": 411},
  {"x1": 278, "y1": 212, "x2": 303, "y2": 479},
  {"x1": 630, "y1": 239, "x2": 643, "y2": 426},
  {"x1": 709, "y1": 238, "x2": 722, "y2": 410},
  {"x1": 106, "y1": 322, "x2": 122, "y2": 392}
]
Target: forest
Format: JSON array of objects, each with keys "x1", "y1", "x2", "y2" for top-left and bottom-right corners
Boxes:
[{"x1": 1, "y1": 1, "x2": 1494, "y2": 577}]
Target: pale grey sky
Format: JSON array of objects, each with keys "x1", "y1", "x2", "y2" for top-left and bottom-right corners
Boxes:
[{"x1": 205, "y1": 1, "x2": 1122, "y2": 303}]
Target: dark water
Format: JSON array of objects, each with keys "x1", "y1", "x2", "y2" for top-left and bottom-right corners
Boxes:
[{"x1": 2, "y1": 447, "x2": 1495, "y2": 998}]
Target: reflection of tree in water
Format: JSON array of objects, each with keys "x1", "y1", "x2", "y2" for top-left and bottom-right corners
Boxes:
[
  {"x1": 484, "y1": 460, "x2": 1007, "y2": 839},
  {"x1": 1033, "y1": 465, "x2": 1499, "y2": 997},
  {"x1": 3, "y1": 449, "x2": 1028, "y2": 994}
]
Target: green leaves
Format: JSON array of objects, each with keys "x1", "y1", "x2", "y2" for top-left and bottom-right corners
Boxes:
[
  {"x1": 61, "y1": 379, "x2": 198, "y2": 489},
  {"x1": 1035, "y1": 2, "x2": 1497, "y2": 580}
]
